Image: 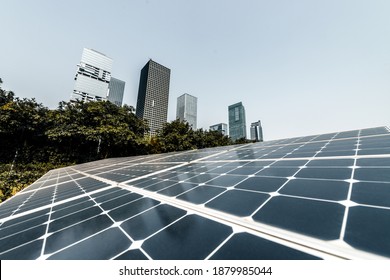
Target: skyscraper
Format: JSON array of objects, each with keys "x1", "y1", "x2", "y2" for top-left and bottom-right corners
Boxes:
[
  {"x1": 136, "y1": 59, "x2": 171, "y2": 135},
  {"x1": 250, "y1": 120, "x2": 264, "y2": 142},
  {"x1": 210, "y1": 123, "x2": 228, "y2": 135},
  {"x1": 71, "y1": 48, "x2": 113, "y2": 102},
  {"x1": 107, "y1": 77, "x2": 125, "y2": 106},
  {"x1": 176, "y1": 93, "x2": 197, "y2": 129},
  {"x1": 228, "y1": 102, "x2": 247, "y2": 141}
]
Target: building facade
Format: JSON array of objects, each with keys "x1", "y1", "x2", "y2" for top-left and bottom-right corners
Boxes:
[
  {"x1": 228, "y1": 102, "x2": 247, "y2": 141},
  {"x1": 176, "y1": 93, "x2": 197, "y2": 129},
  {"x1": 107, "y1": 77, "x2": 125, "y2": 106},
  {"x1": 136, "y1": 59, "x2": 171, "y2": 135},
  {"x1": 210, "y1": 123, "x2": 228, "y2": 135},
  {"x1": 71, "y1": 48, "x2": 113, "y2": 102},
  {"x1": 250, "y1": 120, "x2": 264, "y2": 142}
]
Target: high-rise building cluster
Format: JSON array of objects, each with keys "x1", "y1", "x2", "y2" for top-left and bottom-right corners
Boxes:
[{"x1": 71, "y1": 48, "x2": 263, "y2": 140}]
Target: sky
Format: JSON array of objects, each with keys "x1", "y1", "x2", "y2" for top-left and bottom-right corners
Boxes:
[{"x1": 1, "y1": 0, "x2": 390, "y2": 140}]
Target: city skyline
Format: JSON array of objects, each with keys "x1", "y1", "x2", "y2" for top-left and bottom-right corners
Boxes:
[{"x1": 2, "y1": 0, "x2": 390, "y2": 140}]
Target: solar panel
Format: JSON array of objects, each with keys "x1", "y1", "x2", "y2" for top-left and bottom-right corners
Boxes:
[{"x1": 1, "y1": 126, "x2": 390, "y2": 260}]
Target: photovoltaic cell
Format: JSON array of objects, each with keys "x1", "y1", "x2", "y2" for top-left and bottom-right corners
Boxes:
[
  {"x1": 206, "y1": 190, "x2": 269, "y2": 217},
  {"x1": 48, "y1": 228, "x2": 132, "y2": 260},
  {"x1": 235, "y1": 176, "x2": 288, "y2": 193},
  {"x1": 0, "y1": 126, "x2": 389, "y2": 260},
  {"x1": 120, "y1": 204, "x2": 186, "y2": 240},
  {"x1": 209, "y1": 232, "x2": 321, "y2": 260},
  {"x1": 141, "y1": 215, "x2": 232, "y2": 260},
  {"x1": 279, "y1": 179, "x2": 349, "y2": 201},
  {"x1": 177, "y1": 185, "x2": 226, "y2": 204},
  {"x1": 252, "y1": 196, "x2": 345, "y2": 240},
  {"x1": 350, "y1": 182, "x2": 390, "y2": 207},
  {"x1": 344, "y1": 206, "x2": 390, "y2": 257}
]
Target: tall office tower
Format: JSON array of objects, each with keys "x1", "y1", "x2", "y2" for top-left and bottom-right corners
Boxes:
[
  {"x1": 136, "y1": 59, "x2": 171, "y2": 135},
  {"x1": 107, "y1": 77, "x2": 125, "y2": 106},
  {"x1": 228, "y1": 102, "x2": 247, "y2": 141},
  {"x1": 210, "y1": 123, "x2": 228, "y2": 135},
  {"x1": 71, "y1": 48, "x2": 113, "y2": 102},
  {"x1": 250, "y1": 120, "x2": 264, "y2": 142},
  {"x1": 176, "y1": 93, "x2": 197, "y2": 129}
]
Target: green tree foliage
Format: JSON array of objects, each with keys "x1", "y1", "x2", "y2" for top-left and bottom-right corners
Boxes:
[
  {"x1": 153, "y1": 119, "x2": 233, "y2": 152},
  {"x1": 154, "y1": 119, "x2": 196, "y2": 152},
  {"x1": 0, "y1": 88, "x2": 49, "y2": 163},
  {"x1": 46, "y1": 100, "x2": 149, "y2": 162}
]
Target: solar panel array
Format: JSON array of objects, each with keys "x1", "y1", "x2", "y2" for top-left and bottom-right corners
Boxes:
[{"x1": 1, "y1": 126, "x2": 390, "y2": 260}]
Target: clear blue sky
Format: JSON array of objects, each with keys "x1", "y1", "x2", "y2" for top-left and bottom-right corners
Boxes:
[{"x1": 1, "y1": 0, "x2": 389, "y2": 140}]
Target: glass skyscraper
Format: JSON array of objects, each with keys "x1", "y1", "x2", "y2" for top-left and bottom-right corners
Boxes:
[
  {"x1": 176, "y1": 93, "x2": 197, "y2": 129},
  {"x1": 136, "y1": 59, "x2": 171, "y2": 136},
  {"x1": 108, "y1": 77, "x2": 125, "y2": 106},
  {"x1": 228, "y1": 102, "x2": 247, "y2": 141}
]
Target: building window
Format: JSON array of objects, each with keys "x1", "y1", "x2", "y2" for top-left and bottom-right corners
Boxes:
[{"x1": 235, "y1": 107, "x2": 239, "y2": 121}]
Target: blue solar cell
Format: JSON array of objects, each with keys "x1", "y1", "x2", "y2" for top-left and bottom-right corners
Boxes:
[
  {"x1": 108, "y1": 198, "x2": 160, "y2": 221},
  {"x1": 142, "y1": 215, "x2": 232, "y2": 259},
  {"x1": 205, "y1": 175, "x2": 245, "y2": 187},
  {"x1": 51, "y1": 200, "x2": 96, "y2": 220},
  {"x1": 157, "y1": 182, "x2": 198, "y2": 197},
  {"x1": 210, "y1": 232, "x2": 321, "y2": 260},
  {"x1": 307, "y1": 159, "x2": 354, "y2": 167},
  {"x1": 0, "y1": 239, "x2": 43, "y2": 260},
  {"x1": 177, "y1": 185, "x2": 225, "y2": 204},
  {"x1": 0, "y1": 224, "x2": 46, "y2": 254},
  {"x1": 100, "y1": 193, "x2": 142, "y2": 210},
  {"x1": 344, "y1": 206, "x2": 390, "y2": 257},
  {"x1": 49, "y1": 206, "x2": 102, "y2": 232},
  {"x1": 354, "y1": 168, "x2": 390, "y2": 182},
  {"x1": 206, "y1": 190, "x2": 269, "y2": 216},
  {"x1": 120, "y1": 204, "x2": 186, "y2": 240},
  {"x1": 295, "y1": 167, "x2": 352, "y2": 180},
  {"x1": 253, "y1": 196, "x2": 345, "y2": 240},
  {"x1": 279, "y1": 179, "x2": 349, "y2": 201},
  {"x1": 44, "y1": 214, "x2": 113, "y2": 255},
  {"x1": 235, "y1": 176, "x2": 287, "y2": 192},
  {"x1": 257, "y1": 168, "x2": 299, "y2": 177},
  {"x1": 357, "y1": 158, "x2": 390, "y2": 167},
  {"x1": 183, "y1": 173, "x2": 219, "y2": 184},
  {"x1": 351, "y1": 182, "x2": 390, "y2": 207},
  {"x1": 48, "y1": 228, "x2": 131, "y2": 260}
]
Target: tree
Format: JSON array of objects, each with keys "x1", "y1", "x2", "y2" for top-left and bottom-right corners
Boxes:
[
  {"x1": 151, "y1": 119, "x2": 234, "y2": 153},
  {"x1": 0, "y1": 93, "x2": 49, "y2": 163},
  {"x1": 154, "y1": 119, "x2": 196, "y2": 153},
  {"x1": 46, "y1": 100, "x2": 149, "y2": 162}
]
